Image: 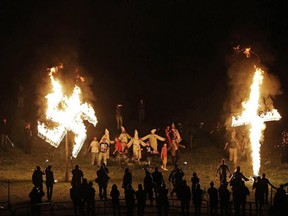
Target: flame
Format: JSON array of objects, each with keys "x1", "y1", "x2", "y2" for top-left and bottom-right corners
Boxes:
[
  {"x1": 38, "y1": 66, "x2": 97, "y2": 158},
  {"x1": 231, "y1": 67, "x2": 281, "y2": 176}
]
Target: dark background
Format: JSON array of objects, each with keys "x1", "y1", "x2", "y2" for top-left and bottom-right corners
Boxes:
[{"x1": 0, "y1": 0, "x2": 287, "y2": 144}]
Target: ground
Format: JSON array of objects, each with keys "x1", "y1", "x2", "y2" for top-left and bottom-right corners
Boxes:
[{"x1": 1, "y1": 133, "x2": 288, "y2": 208}]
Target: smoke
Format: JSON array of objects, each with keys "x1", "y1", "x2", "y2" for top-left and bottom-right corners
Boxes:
[
  {"x1": 34, "y1": 48, "x2": 97, "y2": 121},
  {"x1": 224, "y1": 48, "x2": 282, "y2": 131}
]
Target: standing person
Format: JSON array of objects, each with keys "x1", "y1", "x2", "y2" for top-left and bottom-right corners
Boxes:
[
  {"x1": 218, "y1": 182, "x2": 230, "y2": 216},
  {"x1": 45, "y1": 165, "x2": 54, "y2": 202},
  {"x1": 96, "y1": 164, "x2": 110, "y2": 200},
  {"x1": 87, "y1": 181, "x2": 96, "y2": 216},
  {"x1": 87, "y1": 136, "x2": 99, "y2": 166},
  {"x1": 29, "y1": 186, "x2": 45, "y2": 216},
  {"x1": 24, "y1": 122, "x2": 33, "y2": 153},
  {"x1": 216, "y1": 159, "x2": 233, "y2": 184},
  {"x1": 207, "y1": 181, "x2": 218, "y2": 216},
  {"x1": 110, "y1": 184, "x2": 120, "y2": 216},
  {"x1": 142, "y1": 141, "x2": 153, "y2": 168},
  {"x1": 143, "y1": 169, "x2": 154, "y2": 206},
  {"x1": 0, "y1": 118, "x2": 9, "y2": 150},
  {"x1": 115, "y1": 104, "x2": 123, "y2": 130},
  {"x1": 152, "y1": 166, "x2": 164, "y2": 198},
  {"x1": 127, "y1": 130, "x2": 147, "y2": 161},
  {"x1": 135, "y1": 184, "x2": 146, "y2": 216},
  {"x1": 118, "y1": 126, "x2": 131, "y2": 154},
  {"x1": 165, "y1": 125, "x2": 172, "y2": 147},
  {"x1": 230, "y1": 166, "x2": 250, "y2": 189},
  {"x1": 142, "y1": 129, "x2": 166, "y2": 154},
  {"x1": 224, "y1": 130, "x2": 240, "y2": 170},
  {"x1": 122, "y1": 168, "x2": 132, "y2": 191},
  {"x1": 32, "y1": 166, "x2": 44, "y2": 190},
  {"x1": 98, "y1": 129, "x2": 114, "y2": 166},
  {"x1": 193, "y1": 183, "x2": 203, "y2": 216},
  {"x1": 261, "y1": 173, "x2": 276, "y2": 205},
  {"x1": 160, "y1": 143, "x2": 168, "y2": 171},
  {"x1": 234, "y1": 180, "x2": 250, "y2": 216},
  {"x1": 138, "y1": 99, "x2": 145, "y2": 123},
  {"x1": 171, "y1": 122, "x2": 182, "y2": 144},
  {"x1": 157, "y1": 184, "x2": 169, "y2": 216},
  {"x1": 124, "y1": 184, "x2": 135, "y2": 216},
  {"x1": 191, "y1": 172, "x2": 200, "y2": 200},
  {"x1": 71, "y1": 164, "x2": 84, "y2": 189},
  {"x1": 253, "y1": 176, "x2": 264, "y2": 216},
  {"x1": 169, "y1": 137, "x2": 185, "y2": 167},
  {"x1": 179, "y1": 180, "x2": 191, "y2": 216}
]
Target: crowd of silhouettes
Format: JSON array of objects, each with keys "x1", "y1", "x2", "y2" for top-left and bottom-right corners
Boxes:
[{"x1": 28, "y1": 163, "x2": 288, "y2": 216}]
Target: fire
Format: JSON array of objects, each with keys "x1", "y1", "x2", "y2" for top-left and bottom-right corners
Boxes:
[
  {"x1": 231, "y1": 67, "x2": 281, "y2": 176},
  {"x1": 38, "y1": 66, "x2": 97, "y2": 158}
]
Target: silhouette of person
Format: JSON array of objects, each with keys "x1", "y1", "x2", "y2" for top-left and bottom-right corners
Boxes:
[
  {"x1": 193, "y1": 183, "x2": 203, "y2": 216},
  {"x1": 45, "y1": 165, "x2": 54, "y2": 202},
  {"x1": 71, "y1": 164, "x2": 84, "y2": 189},
  {"x1": 216, "y1": 159, "x2": 232, "y2": 184},
  {"x1": 191, "y1": 172, "x2": 200, "y2": 200},
  {"x1": 143, "y1": 169, "x2": 154, "y2": 206},
  {"x1": 179, "y1": 180, "x2": 191, "y2": 216},
  {"x1": 135, "y1": 184, "x2": 146, "y2": 216},
  {"x1": 157, "y1": 184, "x2": 169, "y2": 216},
  {"x1": 208, "y1": 181, "x2": 218, "y2": 216},
  {"x1": 261, "y1": 173, "x2": 276, "y2": 205},
  {"x1": 230, "y1": 166, "x2": 249, "y2": 189},
  {"x1": 233, "y1": 180, "x2": 250, "y2": 216},
  {"x1": 122, "y1": 168, "x2": 132, "y2": 191},
  {"x1": 170, "y1": 166, "x2": 184, "y2": 198},
  {"x1": 96, "y1": 164, "x2": 110, "y2": 200},
  {"x1": 32, "y1": 166, "x2": 44, "y2": 190},
  {"x1": 29, "y1": 186, "x2": 45, "y2": 216},
  {"x1": 218, "y1": 182, "x2": 230, "y2": 216},
  {"x1": 272, "y1": 184, "x2": 287, "y2": 215},
  {"x1": 124, "y1": 184, "x2": 135, "y2": 216},
  {"x1": 110, "y1": 184, "x2": 120, "y2": 216},
  {"x1": 70, "y1": 185, "x2": 81, "y2": 216},
  {"x1": 24, "y1": 122, "x2": 33, "y2": 153},
  {"x1": 87, "y1": 181, "x2": 95, "y2": 215},
  {"x1": 152, "y1": 166, "x2": 164, "y2": 198},
  {"x1": 253, "y1": 176, "x2": 264, "y2": 215}
]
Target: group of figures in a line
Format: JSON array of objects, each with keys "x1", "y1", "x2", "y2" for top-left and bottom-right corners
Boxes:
[
  {"x1": 29, "y1": 162, "x2": 288, "y2": 216},
  {"x1": 88, "y1": 123, "x2": 185, "y2": 171}
]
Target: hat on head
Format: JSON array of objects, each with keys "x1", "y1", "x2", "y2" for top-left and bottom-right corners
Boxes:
[
  {"x1": 134, "y1": 130, "x2": 138, "y2": 139},
  {"x1": 151, "y1": 129, "x2": 156, "y2": 134},
  {"x1": 121, "y1": 126, "x2": 126, "y2": 132}
]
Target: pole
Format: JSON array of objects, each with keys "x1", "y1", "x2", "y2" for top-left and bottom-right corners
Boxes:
[{"x1": 64, "y1": 134, "x2": 69, "y2": 182}]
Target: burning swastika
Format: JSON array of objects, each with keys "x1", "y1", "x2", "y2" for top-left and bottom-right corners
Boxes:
[{"x1": 38, "y1": 66, "x2": 97, "y2": 158}]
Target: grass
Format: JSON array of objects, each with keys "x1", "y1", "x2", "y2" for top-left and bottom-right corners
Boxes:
[{"x1": 1, "y1": 135, "x2": 288, "y2": 207}]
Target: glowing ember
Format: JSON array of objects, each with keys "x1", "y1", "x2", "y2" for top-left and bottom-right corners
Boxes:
[
  {"x1": 38, "y1": 66, "x2": 97, "y2": 158},
  {"x1": 231, "y1": 67, "x2": 281, "y2": 175}
]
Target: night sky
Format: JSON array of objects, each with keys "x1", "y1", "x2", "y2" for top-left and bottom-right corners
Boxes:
[{"x1": 1, "y1": 1, "x2": 288, "y2": 136}]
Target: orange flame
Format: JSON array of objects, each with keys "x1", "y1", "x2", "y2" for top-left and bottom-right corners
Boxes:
[{"x1": 38, "y1": 66, "x2": 97, "y2": 158}]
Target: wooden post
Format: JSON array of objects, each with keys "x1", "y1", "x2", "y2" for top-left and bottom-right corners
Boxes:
[{"x1": 64, "y1": 134, "x2": 69, "y2": 182}]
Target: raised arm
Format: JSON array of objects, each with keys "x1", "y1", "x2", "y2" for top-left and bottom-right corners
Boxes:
[{"x1": 155, "y1": 134, "x2": 166, "y2": 142}]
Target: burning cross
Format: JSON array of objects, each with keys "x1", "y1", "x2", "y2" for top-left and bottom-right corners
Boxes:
[
  {"x1": 231, "y1": 67, "x2": 281, "y2": 176},
  {"x1": 38, "y1": 66, "x2": 97, "y2": 158}
]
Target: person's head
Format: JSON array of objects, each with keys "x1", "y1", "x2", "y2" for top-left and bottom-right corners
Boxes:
[
  {"x1": 182, "y1": 180, "x2": 187, "y2": 186},
  {"x1": 36, "y1": 166, "x2": 41, "y2": 171},
  {"x1": 112, "y1": 184, "x2": 117, "y2": 190},
  {"x1": 75, "y1": 164, "x2": 79, "y2": 170},
  {"x1": 262, "y1": 173, "x2": 266, "y2": 178},
  {"x1": 125, "y1": 168, "x2": 130, "y2": 174},
  {"x1": 193, "y1": 172, "x2": 197, "y2": 177},
  {"x1": 47, "y1": 165, "x2": 52, "y2": 170},
  {"x1": 26, "y1": 122, "x2": 31, "y2": 129},
  {"x1": 138, "y1": 184, "x2": 143, "y2": 190},
  {"x1": 236, "y1": 166, "x2": 240, "y2": 172},
  {"x1": 155, "y1": 166, "x2": 159, "y2": 171},
  {"x1": 221, "y1": 159, "x2": 225, "y2": 164},
  {"x1": 210, "y1": 181, "x2": 214, "y2": 187},
  {"x1": 166, "y1": 125, "x2": 170, "y2": 130},
  {"x1": 196, "y1": 183, "x2": 201, "y2": 189},
  {"x1": 163, "y1": 143, "x2": 167, "y2": 147},
  {"x1": 93, "y1": 136, "x2": 97, "y2": 141},
  {"x1": 89, "y1": 181, "x2": 93, "y2": 187}
]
